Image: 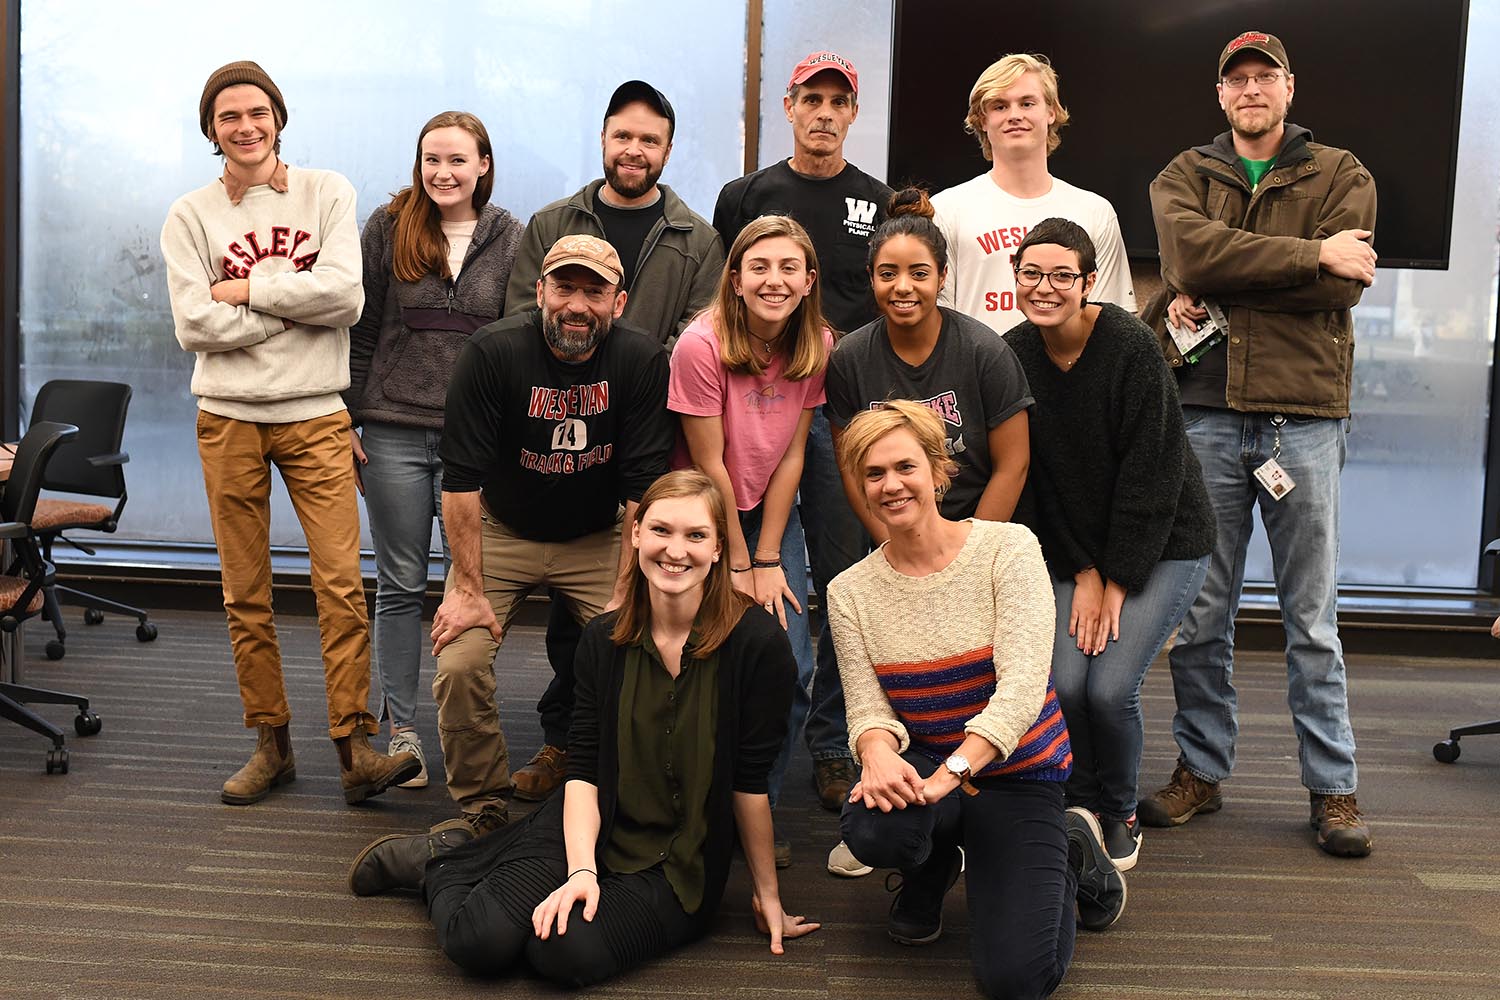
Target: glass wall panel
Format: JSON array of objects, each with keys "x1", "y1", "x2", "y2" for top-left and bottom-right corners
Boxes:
[{"x1": 18, "y1": 0, "x2": 745, "y2": 546}]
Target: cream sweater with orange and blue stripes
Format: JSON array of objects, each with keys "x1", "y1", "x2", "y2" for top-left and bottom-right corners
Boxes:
[{"x1": 827, "y1": 520, "x2": 1072, "y2": 782}]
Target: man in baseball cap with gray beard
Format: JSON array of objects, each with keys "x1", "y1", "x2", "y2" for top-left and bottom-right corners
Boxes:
[{"x1": 426, "y1": 234, "x2": 675, "y2": 838}]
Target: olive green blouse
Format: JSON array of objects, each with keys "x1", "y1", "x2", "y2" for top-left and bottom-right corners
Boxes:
[{"x1": 602, "y1": 629, "x2": 720, "y2": 913}]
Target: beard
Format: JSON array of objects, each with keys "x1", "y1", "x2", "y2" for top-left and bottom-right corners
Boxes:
[
  {"x1": 1225, "y1": 101, "x2": 1287, "y2": 141},
  {"x1": 603, "y1": 154, "x2": 663, "y2": 201},
  {"x1": 542, "y1": 304, "x2": 610, "y2": 359}
]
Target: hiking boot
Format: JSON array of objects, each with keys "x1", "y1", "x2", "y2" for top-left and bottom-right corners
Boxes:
[
  {"x1": 886, "y1": 843, "x2": 964, "y2": 945},
  {"x1": 1068, "y1": 807, "x2": 1127, "y2": 931},
  {"x1": 335, "y1": 731, "x2": 421, "y2": 805},
  {"x1": 429, "y1": 802, "x2": 510, "y2": 840},
  {"x1": 347, "y1": 825, "x2": 474, "y2": 896},
  {"x1": 827, "y1": 839, "x2": 873, "y2": 878},
  {"x1": 814, "y1": 758, "x2": 857, "y2": 811},
  {"x1": 1103, "y1": 817, "x2": 1143, "y2": 872},
  {"x1": 388, "y1": 730, "x2": 428, "y2": 789},
  {"x1": 1310, "y1": 793, "x2": 1373, "y2": 858},
  {"x1": 513, "y1": 745, "x2": 567, "y2": 801},
  {"x1": 221, "y1": 723, "x2": 295, "y2": 805},
  {"x1": 1137, "y1": 764, "x2": 1222, "y2": 828}
]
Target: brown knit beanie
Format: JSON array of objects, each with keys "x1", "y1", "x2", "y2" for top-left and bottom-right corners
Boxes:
[{"x1": 199, "y1": 61, "x2": 287, "y2": 139}]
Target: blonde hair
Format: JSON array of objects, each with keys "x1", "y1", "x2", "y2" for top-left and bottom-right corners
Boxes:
[
  {"x1": 708, "y1": 215, "x2": 831, "y2": 378},
  {"x1": 963, "y1": 53, "x2": 1070, "y2": 160},
  {"x1": 611, "y1": 471, "x2": 752, "y2": 657},
  {"x1": 837, "y1": 399, "x2": 955, "y2": 495}
]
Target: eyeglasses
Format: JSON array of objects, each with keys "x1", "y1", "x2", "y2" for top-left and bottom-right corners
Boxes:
[
  {"x1": 1221, "y1": 70, "x2": 1285, "y2": 89},
  {"x1": 1014, "y1": 266, "x2": 1083, "y2": 291}
]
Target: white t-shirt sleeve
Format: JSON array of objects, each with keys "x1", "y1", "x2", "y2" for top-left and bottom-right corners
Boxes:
[
  {"x1": 1089, "y1": 204, "x2": 1137, "y2": 313},
  {"x1": 933, "y1": 191, "x2": 959, "y2": 310}
]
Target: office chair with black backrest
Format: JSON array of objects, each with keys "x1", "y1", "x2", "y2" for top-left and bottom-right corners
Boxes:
[
  {"x1": 26, "y1": 379, "x2": 157, "y2": 660},
  {"x1": 1, "y1": 420, "x2": 103, "y2": 774},
  {"x1": 1433, "y1": 537, "x2": 1500, "y2": 762}
]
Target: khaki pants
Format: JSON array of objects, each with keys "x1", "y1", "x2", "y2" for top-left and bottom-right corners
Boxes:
[
  {"x1": 196, "y1": 409, "x2": 376, "y2": 739},
  {"x1": 434, "y1": 508, "x2": 619, "y2": 813}
]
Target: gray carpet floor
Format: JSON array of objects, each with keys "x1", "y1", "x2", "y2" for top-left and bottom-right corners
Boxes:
[{"x1": 3, "y1": 605, "x2": 1499, "y2": 999}]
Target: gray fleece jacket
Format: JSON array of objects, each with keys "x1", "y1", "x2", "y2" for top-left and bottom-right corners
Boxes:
[{"x1": 345, "y1": 201, "x2": 524, "y2": 428}]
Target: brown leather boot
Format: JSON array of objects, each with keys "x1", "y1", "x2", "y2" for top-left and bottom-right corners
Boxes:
[
  {"x1": 512, "y1": 744, "x2": 567, "y2": 801},
  {"x1": 347, "y1": 825, "x2": 475, "y2": 896},
  {"x1": 335, "y1": 731, "x2": 421, "y2": 805},
  {"x1": 221, "y1": 723, "x2": 295, "y2": 805}
]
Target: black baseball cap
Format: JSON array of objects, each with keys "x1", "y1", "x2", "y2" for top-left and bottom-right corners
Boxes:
[{"x1": 604, "y1": 80, "x2": 676, "y2": 139}]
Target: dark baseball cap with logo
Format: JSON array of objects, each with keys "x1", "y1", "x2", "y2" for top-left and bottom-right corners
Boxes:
[{"x1": 1217, "y1": 30, "x2": 1291, "y2": 78}]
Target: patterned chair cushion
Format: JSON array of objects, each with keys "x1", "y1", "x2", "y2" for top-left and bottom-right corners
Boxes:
[
  {"x1": 30, "y1": 498, "x2": 114, "y2": 532},
  {"x1": 0, "y1": 575, "x2": 45, "y2": 615}
]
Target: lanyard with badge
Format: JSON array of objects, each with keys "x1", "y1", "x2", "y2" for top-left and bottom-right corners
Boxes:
[{"x1": 1253, "y1": 415, "x2": 1296, "y2": 500}]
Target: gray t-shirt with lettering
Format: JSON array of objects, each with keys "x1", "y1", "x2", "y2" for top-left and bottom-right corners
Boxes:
[{"x1": 826, "y1": 306, "x2": 1033, "y2": 519}]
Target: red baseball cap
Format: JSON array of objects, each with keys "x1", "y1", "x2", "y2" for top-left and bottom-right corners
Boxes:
[{"x1": 788, "y1": 51, "x2": 859, "y2": 93}]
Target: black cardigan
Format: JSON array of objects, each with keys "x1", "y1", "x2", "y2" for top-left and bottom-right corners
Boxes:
[
  {"x1": 425, "y1": 605, "x2": 794, "y2": 922},
  {"x1": 1006, "y1": 303, "x2": 1216, "y2": 591}
]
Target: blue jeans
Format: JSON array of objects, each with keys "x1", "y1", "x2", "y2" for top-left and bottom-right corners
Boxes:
[
  {"x1": 1052, "y1": 556, "x2": 1208, "y2": 819},
  {"x1": 842, "y1": 751, "x2": 1074, "y2": 999},
  {"x1": 1168, "y1": 409, "x2": 1358, "y2": 795},
  {"x1": 799, "y1": 405, "x2": 867, "y2": 762},
  {"x1": 739, "y1": 502, "x2": 815, "y2": 807},
  {"x1": 360, "y1": 421, "x2": 449, "y2": 730}
]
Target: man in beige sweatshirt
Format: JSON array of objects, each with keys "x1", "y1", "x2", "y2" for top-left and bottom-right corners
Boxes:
[{"x1": 161, "y1": 60, "x2": 416, "y2": 806}]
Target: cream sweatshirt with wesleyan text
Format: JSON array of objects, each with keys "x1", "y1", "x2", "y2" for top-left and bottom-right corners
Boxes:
[{"x1": 161, "y1": 166, "x2": 363, "y2": 423}]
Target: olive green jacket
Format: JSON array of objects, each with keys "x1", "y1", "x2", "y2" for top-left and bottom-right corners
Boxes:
[{"x1": 1145, "y1": 125, "x2": 1377, "y2": 417}]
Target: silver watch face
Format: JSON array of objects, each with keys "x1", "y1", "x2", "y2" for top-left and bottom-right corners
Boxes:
[{"x1": 945, "y1": 753, "x2": 971, "y2": 776}]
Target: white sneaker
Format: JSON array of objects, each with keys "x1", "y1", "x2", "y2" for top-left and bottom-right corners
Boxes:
[
  {"x1": 388, "y1": 731, "x2": 428, "y2": 789},
  {"x1": 827, "y1": 840, "x2": 873, "y2": 878}
]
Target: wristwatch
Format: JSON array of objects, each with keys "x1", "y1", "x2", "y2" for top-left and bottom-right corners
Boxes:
[{"x1": 944, "y1": 753, "x2": 980, "y2": 796}]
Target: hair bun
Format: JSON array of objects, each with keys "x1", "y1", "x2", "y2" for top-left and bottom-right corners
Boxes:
[{"x1": 887, "y1": 186, "x2": 934, "y2": 220}]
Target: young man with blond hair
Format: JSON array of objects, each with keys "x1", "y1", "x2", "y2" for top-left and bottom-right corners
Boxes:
[{"x1": 933, "y1": 53, "x2": 1134, "y2": 335}]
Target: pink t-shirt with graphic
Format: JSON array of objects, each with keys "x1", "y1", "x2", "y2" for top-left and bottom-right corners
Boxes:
[{"x1": 668, "y1": 313, "x2": 831, "y2": 511}]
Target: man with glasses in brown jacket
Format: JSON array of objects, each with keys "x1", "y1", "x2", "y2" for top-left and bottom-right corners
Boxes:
[{"x1": 1141, "y1": 30, "x2": 1378, "y2": 858}]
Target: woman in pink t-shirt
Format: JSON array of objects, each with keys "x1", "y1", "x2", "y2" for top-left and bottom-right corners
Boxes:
[{"x1": 668, "y1": 215, "x2": 833, "y2": 823}]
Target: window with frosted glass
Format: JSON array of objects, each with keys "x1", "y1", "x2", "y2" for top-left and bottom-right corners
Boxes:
[{"x1": 18, "y1": 0, "x2": 745, "y2": 547}]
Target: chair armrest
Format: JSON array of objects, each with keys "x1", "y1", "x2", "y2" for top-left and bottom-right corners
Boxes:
[
  {"x1": 86, "y1": 451, "x2": 129, "y2": 467},
  {"x1": 0, "y1": 521, "x2": 28, "y2": 539}
]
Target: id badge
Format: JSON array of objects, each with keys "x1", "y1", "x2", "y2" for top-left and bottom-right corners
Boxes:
[{"x1": 1254, "y1": 458, "x2": 1296, "y2": 500}]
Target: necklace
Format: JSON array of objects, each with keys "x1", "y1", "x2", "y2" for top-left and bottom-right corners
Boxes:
[
  {"x1": 1041, "y1": 335, "x2": 1085, "y2": 371},
  {"x1": 750, "y1": 332, "x2": 782, "y2": 359}
]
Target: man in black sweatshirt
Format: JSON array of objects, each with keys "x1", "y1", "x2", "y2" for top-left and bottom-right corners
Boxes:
[{"x1": 429, "y1": 234, "x2": 673, "y2": 834}]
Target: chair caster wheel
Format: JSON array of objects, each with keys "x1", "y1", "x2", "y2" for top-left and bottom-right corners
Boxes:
[
  {"x1": 1434, "y1": 739, "x2": 1461, "y2": 763},
  {"x1": 83, "y1": 608, "x2": 105, "y2": 625},
  {"x1": 75, "y1": 712, "x2": 102, "y2": 737},
  {"x1": 46, "y1": 748, "x2": 69, "y2": 774},
  {"x1": 136, "y1": 622, "x2": 157, "y2": 642},
  {"x1": 45, "y1": 640, "x2": 65, "y2": 660}
]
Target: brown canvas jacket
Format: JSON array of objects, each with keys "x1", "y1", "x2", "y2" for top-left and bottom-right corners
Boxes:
[{"x1": 1145, "y1": 125, "x2": 1377, "y2": 417}]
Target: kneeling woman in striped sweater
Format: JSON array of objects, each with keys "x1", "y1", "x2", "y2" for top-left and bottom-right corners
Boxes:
[{"x1": 827, "y1": 400, "x2": 1126, "y2": 1000}]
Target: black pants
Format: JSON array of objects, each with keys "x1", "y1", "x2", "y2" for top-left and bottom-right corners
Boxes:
[
  {"x1": 427, "y1": 796, "x2": 702, "y2": 987},
  {"x1": 841, "y1": 752, "x2": 1076, "y2": 1000},
  {"x1": 539, "y1": 593, "x2": 583, "y2": 748}
]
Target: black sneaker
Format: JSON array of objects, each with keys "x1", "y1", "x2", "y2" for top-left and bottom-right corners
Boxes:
[
  {"x1": 886, "y1": 843, "x2": 964, "y2": 946},
  {"x1": 1103, "y1": 816, "x2": 1143, "y2": 872},
  {"x1": 1067, "y1": 807, "x2": 1127, "y2": 931}
]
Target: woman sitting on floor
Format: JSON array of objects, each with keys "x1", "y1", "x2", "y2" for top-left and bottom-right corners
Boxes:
[
  {"x1": 827, "y1": 400, "x2": 1125, "y2": 1000},
  {"x1": 346, "y1": 469, "x2": 818, "y2": 986}
]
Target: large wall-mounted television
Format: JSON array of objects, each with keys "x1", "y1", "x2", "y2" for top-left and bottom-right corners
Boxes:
[{"x1": 887, "y1": 1, "x2": 1469, "y2": 269}]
